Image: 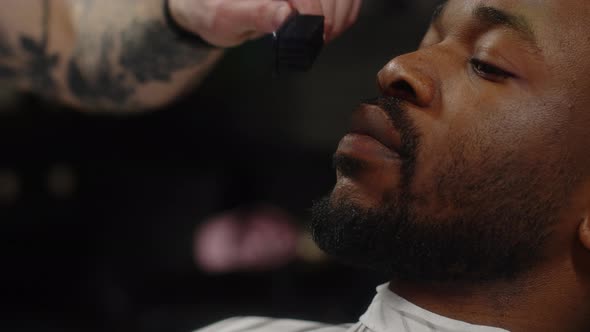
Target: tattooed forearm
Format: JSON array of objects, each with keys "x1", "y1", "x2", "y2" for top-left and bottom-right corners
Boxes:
[
  {"x1": 67, "y1": 33, "x2": 134, "y2": 107},
  {"x1": 0, "y1": 0, "x2": 59, "y2": 95},
  {"x1": 0, "y1": 31, "x2": 16, "y2": 78},
  {"x1": 63, "y1": 0, "x2": 220, "y2": 110},
  {"x1": 20, "y1": 35, "x2": 59, "y2": 95},
  {"x1": 120, "y1": 19, "x2": 210, "y2": 83},
  {"x1": 1, "y1": 0, "x2": 222, "y2": 111},
  {"x1": 0, "y1": 31, "x2": 12, "y2": 57},
  {"x1": 25, "y1": 0, "x2": 59, "y2": 94},
  {"x1": 67, "y1": 16, "x2": 211, "y2": 108}
]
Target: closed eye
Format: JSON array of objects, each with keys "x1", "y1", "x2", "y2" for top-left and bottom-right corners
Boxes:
[{"x1": 470, "y1": 58, "x2": 515, "y2": 82}]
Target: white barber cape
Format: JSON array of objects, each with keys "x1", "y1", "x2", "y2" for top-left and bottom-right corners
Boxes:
[{"x1": 194, "y1": 283, "x2": 510, "y2": 332}]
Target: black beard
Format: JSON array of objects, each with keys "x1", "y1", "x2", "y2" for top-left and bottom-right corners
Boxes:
[
  {"x1": 310, "y1": 195, "x2": 553, "y2": 283},
  {"x1": 310, "y1": 97, "x2": 568, "y2": 284}
]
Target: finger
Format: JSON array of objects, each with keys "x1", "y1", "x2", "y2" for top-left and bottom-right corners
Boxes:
[
  {"x1": 244, "y1": 31, "x2": 266, "y2": 41},
  {"x1": 237, "y1": 0, "x2": 294, "y2": 32},
  {"x1": 288, "y1": 0, "x2": 323, "y2": 15},
  {"x1": 347, "y1": 0, "x2": 363, "y2": 29},
  {"x1": 214, "y1": 0, "x2": 293, "y2": 46},
  {"x1": 319, "y1": 0, "x2": 336, "y2": 41},
  {"x1": 330, "y1": 0, "x2": 353, "y2": 41}
]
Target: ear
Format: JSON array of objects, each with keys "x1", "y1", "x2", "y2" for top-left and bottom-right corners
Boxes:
[{"x1": 579, "y1": 217, "x2": 590, "y2": 250}]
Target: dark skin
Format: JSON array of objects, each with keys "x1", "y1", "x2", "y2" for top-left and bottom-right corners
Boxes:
[{"x1": 331, "y1": 0, "x2": 590, "y2": 331}]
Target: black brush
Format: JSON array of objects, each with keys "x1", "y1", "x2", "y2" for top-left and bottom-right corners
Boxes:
[{"x1": 272, "y1": 13, "x2": 325, "y2": 74}]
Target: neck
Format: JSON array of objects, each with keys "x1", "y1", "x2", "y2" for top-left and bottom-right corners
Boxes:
[{"x1": 389, "y1": 255, "x2": 590, "y2": 332}]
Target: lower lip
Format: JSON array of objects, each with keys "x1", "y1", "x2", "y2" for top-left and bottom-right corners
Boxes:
[{"x1": 336, "y1": 133, "x2": 400, "y2": 160}]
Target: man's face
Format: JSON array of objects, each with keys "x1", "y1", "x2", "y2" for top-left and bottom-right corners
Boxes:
[{"x1": 312, "y1": 0, "x2": 590, "y2": 282}]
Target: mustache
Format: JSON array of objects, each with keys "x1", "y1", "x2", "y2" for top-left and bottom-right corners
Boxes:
[
  {"x1": 361, "y1": 96, "x2": 404, "y2": 126},
  {"x1": 361, "y1": 96, "x2": 402, "y2": 110},
  {"x1": 360, "y1": 97, "x2": 419, "y2": 159}
]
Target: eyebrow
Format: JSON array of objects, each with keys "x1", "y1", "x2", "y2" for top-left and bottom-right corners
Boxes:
[{"x1": 432, "y1": 2, "x2": 540, "y2": 51}]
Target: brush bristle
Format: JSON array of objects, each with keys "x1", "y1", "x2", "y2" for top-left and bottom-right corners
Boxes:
[{"x1": 274, "y1": 14, "x2": 324, "y2": 73}]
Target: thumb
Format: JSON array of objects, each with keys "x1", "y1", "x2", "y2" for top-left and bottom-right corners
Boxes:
[
  {"x1": 230, "y1": 0, "x2": 294, "y2": 33},
  {"x1": 205, "y1": 0, "x2": 293, "y2": 47},
  {"x1": 288, "y1": 0, "x2": 323, "y2": 15}
]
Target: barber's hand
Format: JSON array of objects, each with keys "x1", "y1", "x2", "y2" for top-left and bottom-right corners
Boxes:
[
  {"x1": 168, "y1": 0, "x2": 363, "y2": 47},
  {"x1": 292, "y1": 0, "x2": 363, "y2": 42}
]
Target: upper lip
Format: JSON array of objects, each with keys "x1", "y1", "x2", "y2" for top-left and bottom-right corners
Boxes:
[{"x1": 349, "y1": 103, "x2": 403, "y2": 155}]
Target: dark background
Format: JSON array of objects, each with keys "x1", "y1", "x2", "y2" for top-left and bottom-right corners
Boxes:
[{"x1": 0, "y1": 1, "x2": 437, "y2": 331}]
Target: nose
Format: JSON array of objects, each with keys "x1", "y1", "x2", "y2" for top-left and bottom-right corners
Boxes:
[{"x1": 377, "y1": 52, "x2": 436, "y2": 108}]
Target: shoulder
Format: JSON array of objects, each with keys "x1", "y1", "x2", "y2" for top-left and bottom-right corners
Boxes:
[{"x1": 194, "y1": 316, "x2": 354, "y2": 332}]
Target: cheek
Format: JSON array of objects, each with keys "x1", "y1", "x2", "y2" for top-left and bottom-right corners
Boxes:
[{"x1": 408, "y1": 97, "x2": 569, "y2": 213}]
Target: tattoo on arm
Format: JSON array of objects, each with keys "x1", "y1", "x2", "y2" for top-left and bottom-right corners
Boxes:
[
  {"x1": 0, "y1": 31, "x2": 16, "y2": 78},
  {"x1": 2, "y1": 0, "x2": 215, "y2": 109},
  {"x1": 0, "y1": 31, "x2": 13, "y2": 57},
  {"x1": 25, "y1": 0, "x2": 59, "y2": 94},
  {"x1": 120, "y1": 19, "x2": 210, "y2": 83},
  {"x1": 67, "y1": 1, "x2": 213, "y2": 108},
  {"x1": 67, "y1": 33, "x2": 134, "y2": 105},
  {"x1": 0, "y1": 0, "x2": 59, "y2": 94}
]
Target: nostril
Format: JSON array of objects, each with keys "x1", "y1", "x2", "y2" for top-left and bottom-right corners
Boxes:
[{"x1": 391, "y1": 80, "x2": 417, "y2": 101}]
